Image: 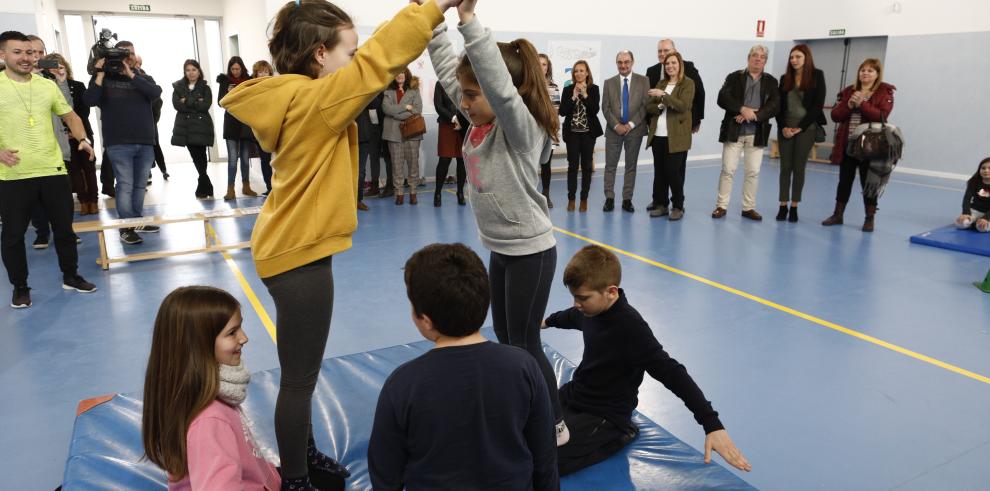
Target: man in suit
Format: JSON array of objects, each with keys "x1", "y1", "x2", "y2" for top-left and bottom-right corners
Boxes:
[{"x1": 602, "y1": 50, "x2": 649, "y2": 213}]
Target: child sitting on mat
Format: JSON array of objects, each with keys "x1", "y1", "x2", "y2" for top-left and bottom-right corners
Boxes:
[
  {"x1": 956, "y1": 157, "x2": 990, "y2": 232},
  {"x1": 368, "y1": 243, "x2": 558, "y2": 490},
  {"x1": 542, "y1": 245, "x2": 753, "y2": 476}
]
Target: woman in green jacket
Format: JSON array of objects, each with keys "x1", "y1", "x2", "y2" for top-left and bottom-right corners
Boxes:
[{"x1": 645, "y1": 52, "x2": 695, "y2": 220}]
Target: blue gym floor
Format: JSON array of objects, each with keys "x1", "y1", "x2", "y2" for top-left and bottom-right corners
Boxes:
[{"x1": 1, "y1": 155, "x2": 988, "y2": 490}]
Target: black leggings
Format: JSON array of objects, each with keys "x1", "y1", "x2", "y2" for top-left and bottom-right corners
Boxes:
[
  {"x1": 565, "y1": 132, "x2": 595, "y2": 200},
  {"x1": 650, "y1": 137, "x2": 688, "y2": 209},
  {"x1": 835, "y1": 154, "x2": 877, "y2": 206},
  {"x1": 434, "y1": 156, "x2": 465, "y2": 193},
  {"x1": 261, "y1": 256, "x2": 335, "y2": 479},
  {"x1": 489, "y1": 247, "x2": 562, "y2": 422},
  {"x1": 187, "y1": 145, "x2": 213, "y2": 197}
]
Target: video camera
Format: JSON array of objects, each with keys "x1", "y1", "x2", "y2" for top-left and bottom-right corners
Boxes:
[{"x1": 86, "y1": 28, "x2": 131, "y2": 76}]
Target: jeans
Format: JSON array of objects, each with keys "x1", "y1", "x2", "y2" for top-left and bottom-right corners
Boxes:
[
  {"x1": 106, "y1": 144, "x2": 155, "y2": 219},
  {"x1": 226, "y1": 139, "x2": 253, "y2": 186}
]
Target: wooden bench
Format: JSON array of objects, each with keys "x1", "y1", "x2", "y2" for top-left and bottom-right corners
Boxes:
[
  {"x1": 769, "y1": 139, "x2": 834, "y2": 164},
  {"x1": 73, "y1": 206, "x2": 262, "y2": 270}
]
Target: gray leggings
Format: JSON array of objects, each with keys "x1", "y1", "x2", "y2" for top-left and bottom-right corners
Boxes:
[{"x1": 261, "y1": 256, "x2": 334, "y2": 479}]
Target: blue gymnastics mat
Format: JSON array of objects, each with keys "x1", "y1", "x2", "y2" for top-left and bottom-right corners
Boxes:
[
  {"x1": 910, "y1": 225, "x2": 990, "y2": 257},
  {"x1": 61, "y1": 331, "x2": 754, "y2": 490}
]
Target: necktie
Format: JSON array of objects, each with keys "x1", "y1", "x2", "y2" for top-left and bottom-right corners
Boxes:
[{"x1": 621, "y1": 77, "x2": 629, "y2": 124}]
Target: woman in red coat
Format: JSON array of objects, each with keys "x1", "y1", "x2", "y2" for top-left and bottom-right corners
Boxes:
[{"x1": 821, "y1": 58, "x2": 895, "y2": 231}]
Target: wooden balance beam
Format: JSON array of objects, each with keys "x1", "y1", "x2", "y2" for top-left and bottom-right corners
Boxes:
[{"x1": 72, "y1": 206, "x2": 262, "y2": 270}]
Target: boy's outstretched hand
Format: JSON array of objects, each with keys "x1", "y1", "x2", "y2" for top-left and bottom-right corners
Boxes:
[{"x1": 704, "y1": 429, "x2": 752, "y2": 472}]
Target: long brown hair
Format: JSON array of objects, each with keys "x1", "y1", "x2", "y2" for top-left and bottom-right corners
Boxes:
[
  {"x1": 142, "y1": 286, "x2": 240, "y2": 479},
  {"x1": 782, "y1": 44, "x2": 816, "y2": 91},
  {"x1": 854, "y1": 58, "x2": 883, "y2": 92},
  {"x1": 268, "y1": 0, "x2": 353, "y2": 79},
  {"x1": 457, "y1": 38, "x2": 560, "y2": 141},
  {"x1": 661, "y1": 52, "x2": 685, "y2": 84},
  {"x1": 389, "y1": 67, "x2": 419, "y2": 91},
  {"x1": 571, "y1": 60, "x2": 593, "y2": 86}
]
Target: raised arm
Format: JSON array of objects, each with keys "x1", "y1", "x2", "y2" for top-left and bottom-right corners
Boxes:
[
  {"x1": 428, "y1": 24, "x2": 467, "y2": 122},
  {"x1": 459, "y1": 14, "x2": 546, "y2": 151}
]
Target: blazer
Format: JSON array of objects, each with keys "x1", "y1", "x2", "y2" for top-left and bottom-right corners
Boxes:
[
  {"x1": 558, "y1": 83, "x2": 603, "y2": 139},
  {"x1": 716, "y1": 70, "x2": 780, "y2": 147},
  {"x1": 170, "y1": 79, "x2": 215, "y2": 147},
  {"x1": 829, "y1": 82, "x2": 896, "y2": 164},
  {"x1": 602, "y1": 72, "x2": 650, "y2": 137},
  {"x1": 356, "y1": 92, "x2": 385, "y2": 143},
  {"x1": 434, "y1": 80, "x2": 469, "y2": 129},
  {"x1": 775, "y1": 68, "x2": 827, "y2": 133},
  {"x1": 646, "y1": 59, "x2": 705, "y2": 127},
  {"x1": 645, "y1": 77, "x2": 695, "y2": 153},
  {"x1": 382, "y1": 86, "x2": 424, "y2": 142}
]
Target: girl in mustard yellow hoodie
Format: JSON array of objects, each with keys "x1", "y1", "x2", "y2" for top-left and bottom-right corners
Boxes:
[{"x1": 220, "y1": 1, "x2": 459, "y2": 489}]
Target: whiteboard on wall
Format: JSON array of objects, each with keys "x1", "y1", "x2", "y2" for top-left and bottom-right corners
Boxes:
[{"x1": 547, "y1": 40, "x2": 602, "y2": 88}]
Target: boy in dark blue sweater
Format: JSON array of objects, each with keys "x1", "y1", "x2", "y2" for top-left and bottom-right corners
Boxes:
[
  {"x1": 544, "y1": 245, "x2": 752, "y2": 476},
  {"x1": 368, "y1": 243, "x2": 559, "y2": 490}
]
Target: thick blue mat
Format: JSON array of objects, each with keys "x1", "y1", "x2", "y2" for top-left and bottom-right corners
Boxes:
[
  {"x1": 910, "y1": 225, "x2": 990, "y2": 257},
  {"x1": 62, "y1": 333, "x2": 754, "y2": 490}
]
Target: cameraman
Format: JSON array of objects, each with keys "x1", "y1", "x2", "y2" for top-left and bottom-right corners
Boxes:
[
  {"x1": 0, "y1": 31, "x2": 98, "y2": 308},
  {"x1": 84, "y1": 40, "x2": 162, "y2": 245}
]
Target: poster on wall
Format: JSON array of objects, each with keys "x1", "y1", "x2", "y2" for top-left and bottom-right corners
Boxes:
[{"x1": 547, "y1": 41, "x2": 602, "y2": 88}]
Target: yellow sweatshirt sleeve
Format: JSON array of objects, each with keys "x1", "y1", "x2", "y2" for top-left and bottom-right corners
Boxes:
[{"x1": 316, "y1": 0, "x2": 444, "y2": 133}]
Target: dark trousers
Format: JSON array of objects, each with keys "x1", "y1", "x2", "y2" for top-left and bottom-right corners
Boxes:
[
  {"x1": 0, "y1": 175, "x2": 79, "y2": 287},
  {"x1": 541, "y1": 157, "x2": 552, "y2": 193},
  {"x1": 565, "y1": 132, "x2": 595, "y2": 200},
  {"x1": 100, "y1": 149, "x2": 114, "y2": 196},
  {"x1": 835, "y1": 154, "x2": 878, "y2": 207},
  {"x1": 260, "y1": 150, "x2": 273, "y2": 192},
  {"x1": 187, "y1": 145, "x2": 214, "y2": 197},
  {"x1": 557, "y1": 388, "x2": 638, "y2": 476},
  {"x1": 366, "y1": 126, "x2": 392, "y2": 191},
  {"x1": 358, "y1": 141, "x2": 372, "y2": 201},
  {"x1": 434, "y1": 156, "x2": 465, "y2": 193},
  {"x1": 650, "y1": 137, "x2": 688, "y2": 209},
  {"x1": 153, "y1": 141, "x2": 167, "y2": 176},
  {"x1": 67, "y1": 139, "x2": 98, "y2": 203},
  {"x1": 490, "y1": 247, "x2": 563, "y2": 422},
  {"x1": 261, "y1": 256, "x2": 334, "y2": 479}
]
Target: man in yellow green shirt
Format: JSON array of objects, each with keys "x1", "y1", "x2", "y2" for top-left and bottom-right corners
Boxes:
[{"x1": 0, "y1": 31, "x2": 97, "y2": 308}]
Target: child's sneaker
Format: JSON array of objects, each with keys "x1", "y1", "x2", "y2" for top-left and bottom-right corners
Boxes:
[{"x1": 556, "y1": 420, "x2": 570, "y2": 447}]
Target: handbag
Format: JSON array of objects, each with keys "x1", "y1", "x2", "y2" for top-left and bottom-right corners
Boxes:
[
  {"x1": 850, "y1": 124, "x2": 890, "y2": 160},
  {"x1": 400, "y1": 114, "x2": 426, "y2": 139}
]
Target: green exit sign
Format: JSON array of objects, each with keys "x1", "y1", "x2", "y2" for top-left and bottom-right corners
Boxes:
[
  {"x1": 129, "y1": 4, "x2": 151, "y2": 12},
  {"x1": 829, "y1": 29, "x2": 846, "y2": 36}
]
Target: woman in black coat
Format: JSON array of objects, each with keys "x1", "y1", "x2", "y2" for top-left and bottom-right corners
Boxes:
[
  {"x1": 217, "y1": 56, "x2": 256, "y2": 200},
  {"x1": 44, "y1": 54, "x2": 98, "y2": 215},
  {"x1": 558, "y1": 60, "x2": 603, "y2": 212},
  {"x1": 433, "y1": 80, "x2": 468, "y2": 207},
  {"x1": 171, "y1": 59, "x2": 216, "y2": 199}
]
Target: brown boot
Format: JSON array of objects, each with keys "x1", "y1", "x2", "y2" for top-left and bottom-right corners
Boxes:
[
  {"x1": 242, "y1": 181, "x2": 258, "y2": 197},
  {"x1": 862, "y1": 205, "x2": 876, "y2": 232},
  {"x1": 821, "y1": 201, "x2": 846, "y2": 226},
  {"x1": 395, "y1": 194, "x2": 404, "y2": 205},
  {"x1": 567, "y1": 199, "x2": 576, "y2": 212},
  {"x1": 223, "y1": 185, "x2": 236, "y2": 201},
  {"x1": 410, "y1": 193, "x2": 418, "y2": 205},
  {"x1": 579, "y1": 200, "x2": 588, "y2": 212}
]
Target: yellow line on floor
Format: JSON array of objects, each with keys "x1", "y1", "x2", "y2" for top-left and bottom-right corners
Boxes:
[
  {"x1": 206, "y1": 223, "x2": 278, "y2": 344},
  {"x1": 553, "y1": 226, "x2": 990, "y2": 386}
]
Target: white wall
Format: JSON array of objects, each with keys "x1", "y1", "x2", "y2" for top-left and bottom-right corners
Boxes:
[
  {"x1": 331, "y1": 0, "x2": 781, "y2": 41},
  {"x1": 221, "y1": 0, "x2": 271, "y2": 64},
  {"x1": 777, "y1": 0, "x2": 990, "y2": 40},
  {"x1": 56, "y1": 0, "x2": 223, "y2": 17}
]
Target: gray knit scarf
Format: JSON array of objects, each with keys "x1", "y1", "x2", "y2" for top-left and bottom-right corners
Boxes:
[{"x1": 217, "y1": 362, "x2": 250, "y2": 406}]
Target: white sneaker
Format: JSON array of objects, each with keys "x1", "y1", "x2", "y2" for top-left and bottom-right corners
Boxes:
[{"x1": 556, "y1": 420, "x2": 570, "y2": 447}]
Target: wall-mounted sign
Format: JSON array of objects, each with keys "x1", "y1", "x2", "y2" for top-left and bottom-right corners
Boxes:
[
  {"x1": 756, "y1": 20, "x2": 766, "y2": 38},
  {"x1": 129, "y1": 4, "x2": 151, "y2": 12},
  {"x1": 829, "y1": 29, "x2": 846, "y2": 36}
]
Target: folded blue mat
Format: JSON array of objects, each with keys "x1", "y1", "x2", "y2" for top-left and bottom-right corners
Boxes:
[
  {"x1": 910, "y1": 225, "x2": 990, "y2": 257},
  {"x1": 62, "y1": 332, "x2": 754, "y2": 490}
]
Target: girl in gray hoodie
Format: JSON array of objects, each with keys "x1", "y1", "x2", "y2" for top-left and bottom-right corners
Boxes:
[{"x1": 428, "y1": 0, "x2": 570, "y2": 445}]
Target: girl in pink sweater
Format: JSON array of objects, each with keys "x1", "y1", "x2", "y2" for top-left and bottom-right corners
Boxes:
[{"x1": 141, "y1": 286, "x2": 280, "y2": 490}]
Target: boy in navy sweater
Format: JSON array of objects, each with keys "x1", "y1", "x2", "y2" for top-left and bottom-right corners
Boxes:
[
  {"x1": 368, "y1": 243, "x2": 559, "y2": 490},
  {"x1": 544, "y1": 245, "x2": 752, "y2": 476}
]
